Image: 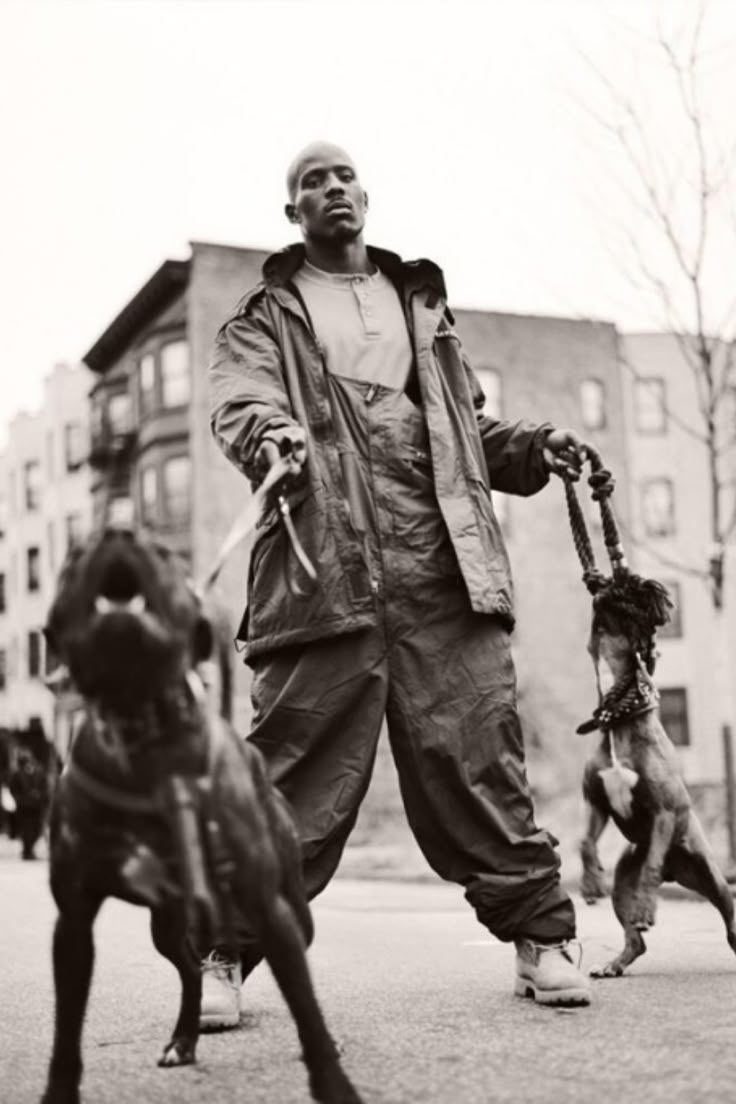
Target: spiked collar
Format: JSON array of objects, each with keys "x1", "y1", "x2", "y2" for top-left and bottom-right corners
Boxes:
[{"x1": 577, "y1": 663, "x2": 659, "y2": 735}]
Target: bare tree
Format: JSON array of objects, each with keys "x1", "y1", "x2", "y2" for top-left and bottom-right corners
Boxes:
[{"x1": 577, "y1": 1, "x2": 736, "y2": 607}]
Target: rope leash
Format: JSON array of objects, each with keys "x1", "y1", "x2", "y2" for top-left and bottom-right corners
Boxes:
[{"x1": 197, "y1": 457, "x2": 317, "y2": 597}]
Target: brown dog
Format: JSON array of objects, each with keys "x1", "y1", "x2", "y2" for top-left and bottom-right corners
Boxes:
[
  {"x1": 40, "y1": 528, "x2": 362, "y2": 1104},
  {"x1": 578, "y1": 570, "x2": 736, "y2": 977}
]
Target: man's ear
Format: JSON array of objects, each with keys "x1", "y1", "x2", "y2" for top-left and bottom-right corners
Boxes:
[
  {"x1": 285, "y1": 203, "x2": 300, "y2": 224},
  {"x1": 364, "y1": 191, "x2": 369, "y2": 211}
]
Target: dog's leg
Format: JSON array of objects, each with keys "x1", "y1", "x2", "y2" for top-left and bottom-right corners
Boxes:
[
  {"x1": 150, "y1": 905, "x2": 201, "y2": 1067},
  {"x1": 667, "y1": 813, "x2": 736, "y2": 955},
  {"x1": 590, "y1": 844, "x2": 647, "y2": 978},
  {"x1": 41, "y1": 895, "x2": 101, "y2": 1104},
  {"x1": 259, "y1": 893, "x2": 362, "y2": 1104},
  {"x1": 628, "y1": 809, "x2": 675, "y2": 932},
  {"x1": 580, "y1": 799, "x2": 609, "y2": 904}
]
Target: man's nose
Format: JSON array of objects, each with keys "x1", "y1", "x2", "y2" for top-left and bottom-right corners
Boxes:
[{"x1": 324, "y1": 173, "x2": 345, "y2": 194}]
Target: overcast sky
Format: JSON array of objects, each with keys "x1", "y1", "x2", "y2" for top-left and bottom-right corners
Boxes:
[{"x1": 1, "y1": 0, "x2": 735, "y2": 436}]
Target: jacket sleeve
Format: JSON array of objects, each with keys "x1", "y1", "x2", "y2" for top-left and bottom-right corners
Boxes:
[
  {"x1": 465, "y1": 355, "x2": 554, "y2": 497},
  {"x1": 209, "y1": 290, "x2": 301, "y2": 483}
]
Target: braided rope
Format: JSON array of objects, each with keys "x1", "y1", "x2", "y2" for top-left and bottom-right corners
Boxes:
[{"x1": 563, "y1": 447, "x2": 627, "y2": 592}]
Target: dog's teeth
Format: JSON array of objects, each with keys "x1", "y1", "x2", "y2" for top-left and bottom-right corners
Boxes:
[{"x1": 95, "y1": 595, "x2": 146, "y2": 615}]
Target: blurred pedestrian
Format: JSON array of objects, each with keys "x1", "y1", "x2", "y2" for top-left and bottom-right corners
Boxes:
[{"x1": 9, "y1": 746, "x2": 49, "y2": 860}]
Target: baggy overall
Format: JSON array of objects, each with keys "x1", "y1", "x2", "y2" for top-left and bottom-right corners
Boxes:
[{"x1": 247, "y1": 374, "x2": 575, "y2": 946}]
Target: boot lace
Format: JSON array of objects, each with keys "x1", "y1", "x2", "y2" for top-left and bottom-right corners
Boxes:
[{"x1": 201, "y1": 949, "x2": 238, "y2": 983}]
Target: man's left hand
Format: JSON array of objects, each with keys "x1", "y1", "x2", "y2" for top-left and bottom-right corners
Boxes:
[{"x1": 542, "y1": 428, "x2": 589, "y2": 481}]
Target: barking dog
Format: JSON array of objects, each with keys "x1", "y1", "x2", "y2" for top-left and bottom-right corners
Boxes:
[
  {"x1": 40, "y1": 529, "x2": 362, "y2": 1104},
  {"x1": 578, "y1": 570, "x2": 736, "y2": 977}
]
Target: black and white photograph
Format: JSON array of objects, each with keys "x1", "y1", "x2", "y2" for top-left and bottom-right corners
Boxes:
[{"x1": 1, "y1": 1, "x2": 736, "y2": 1101}]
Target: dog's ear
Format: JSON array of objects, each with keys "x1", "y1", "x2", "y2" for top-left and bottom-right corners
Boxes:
[
  {"x1": 192, "y1": 616, "x2": 214, "y2": 663},
  {"x1": 640, "y1": 578, "x2": 673, "y2": 629}
]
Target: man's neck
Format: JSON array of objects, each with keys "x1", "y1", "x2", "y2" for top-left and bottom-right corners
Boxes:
[{"x1": 303, "y1": 237, "x2": 373, "y2": 275}]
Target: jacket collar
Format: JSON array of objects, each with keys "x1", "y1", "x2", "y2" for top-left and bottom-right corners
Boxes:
[{"x1": 261, "y1": 243, "x2": 447, "y2": 303}]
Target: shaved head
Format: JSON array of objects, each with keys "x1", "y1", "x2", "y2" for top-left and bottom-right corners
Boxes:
[{"x1": 286, "y1": 141, "x2": 356, "y2": 200}]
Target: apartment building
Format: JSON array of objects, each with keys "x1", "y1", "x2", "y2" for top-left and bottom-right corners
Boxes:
[
  {"x1": 622, "y1": 334, "x2": 736, "y2": 797},
  {"x1": 82, "y1": 242, "x2": 270, "y2": 725},
  {"x1": 0, "y1": 362, "x2": 93, "y2": 742}
]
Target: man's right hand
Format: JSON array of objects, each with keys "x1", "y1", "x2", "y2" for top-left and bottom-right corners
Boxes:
[{"x1": 254, "y1": 425, "x2": 307, "y2": 483}]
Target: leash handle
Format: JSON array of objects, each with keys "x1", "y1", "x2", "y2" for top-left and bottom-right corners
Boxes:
[{"x1": 564, "y1": 447, "x2": 628, "y2": 593}]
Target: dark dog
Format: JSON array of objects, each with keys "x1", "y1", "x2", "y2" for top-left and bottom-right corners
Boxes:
[
  {"x1": 578, "y1": 571, "x2": 736, "y2": 976},
  {"x1": 40, "y1": 528, "x2": 362, "y2": 1104}
]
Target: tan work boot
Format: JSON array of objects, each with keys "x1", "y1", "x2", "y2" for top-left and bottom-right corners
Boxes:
[
  {"x1": 514, "y1": 939, "x2": 591, "y2": 1006},
  {"x1": 199, "y1": 951, "x2": 242, "y2": 1031}
]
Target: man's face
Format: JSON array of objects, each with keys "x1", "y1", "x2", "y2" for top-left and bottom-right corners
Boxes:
[{"x1": 286, "y1": 145, "x2": 367, "y2": 244}]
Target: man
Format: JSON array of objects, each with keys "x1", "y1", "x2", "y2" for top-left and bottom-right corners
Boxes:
[{"x1": 205, "y1": 141, "x2": 592, "y2": 1028}]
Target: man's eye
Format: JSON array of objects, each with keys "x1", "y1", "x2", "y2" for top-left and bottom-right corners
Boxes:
[{"x1": 339, "y1": 171, "x2": 354, "y2": 182}]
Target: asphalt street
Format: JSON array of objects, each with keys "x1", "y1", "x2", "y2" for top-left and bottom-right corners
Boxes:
[{"x1": 1, "y1": 842, "x2": 736, "y2": 1104}]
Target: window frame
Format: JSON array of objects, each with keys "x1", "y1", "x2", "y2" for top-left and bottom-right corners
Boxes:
[{"x1": 641, "y1": 477, "x2": 676, "y2": 538}]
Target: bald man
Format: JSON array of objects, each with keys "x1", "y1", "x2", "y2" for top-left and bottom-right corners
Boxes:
[{"x1": 205, "y1": 141, "x2": 592, "y2": 1028}]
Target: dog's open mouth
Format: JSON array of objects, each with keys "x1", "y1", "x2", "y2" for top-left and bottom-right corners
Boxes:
[{"x1": 93, "y1": 558, "x2": 148, "y2": 618}]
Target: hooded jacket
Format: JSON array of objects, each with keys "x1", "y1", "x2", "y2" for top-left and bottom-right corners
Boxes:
[{"x1": 209, "y1": 244, "x2": 553, "y2": 660}]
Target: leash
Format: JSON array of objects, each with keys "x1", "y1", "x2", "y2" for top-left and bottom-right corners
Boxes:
[{"x1": 197, "y1": 456, "x2": 317, "y2": 597}]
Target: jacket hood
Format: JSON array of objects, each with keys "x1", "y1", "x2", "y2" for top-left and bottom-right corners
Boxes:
[{"x1": 261, "y1": 243, "x2": 448, "y2": 304}]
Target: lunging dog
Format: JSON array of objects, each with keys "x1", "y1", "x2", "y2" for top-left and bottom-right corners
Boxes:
[
  {"x1": 40, "y1": 528, "x2": 362, "y2": 1104},
  {"x1": 578, "y1": 569, "x2": 736, "y2": 977}
]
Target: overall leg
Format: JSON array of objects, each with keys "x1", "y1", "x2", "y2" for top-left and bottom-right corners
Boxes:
[
  {"x1": 387, "y1": 583, "x2": 575, "y2": 944},
  {"x1": 201, "y1": 629, "x2": 388, "y2": 1028},
  {"x1": 249, "y1": 629, "x2": 389, "y2": 900}
]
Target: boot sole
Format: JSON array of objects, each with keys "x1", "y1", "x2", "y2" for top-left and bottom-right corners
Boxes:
[
  {"x1": 199, "y1": 1013, "x2": 241, "y2": 1032},
  {"x1": 514, "y1": 977, "x2": 591, "y2": 1006}
]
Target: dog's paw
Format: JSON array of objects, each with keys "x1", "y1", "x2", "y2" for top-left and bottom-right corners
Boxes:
[
  {"x1": 589, "y1": 961, "x2": 625, "y2": 979},
  {"x1": 581, "y1": 878, "x2": 608, "y2": 905},
  {"x1": 629, "y1": 899, "x2": 656, "y2": 931},
  {"x1": 158, "y1": 1037, "x2": 197, "y2": 1068},
  {"x1": 309, "y1": 1062, "x2": 363, "y2": 1104}
]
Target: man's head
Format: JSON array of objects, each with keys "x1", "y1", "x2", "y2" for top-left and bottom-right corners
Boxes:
[{"x1": 285, "y1": 141, "x2": 368, "y2": 245}]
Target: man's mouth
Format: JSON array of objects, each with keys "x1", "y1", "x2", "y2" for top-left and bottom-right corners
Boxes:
[{"x1": 325, "y1": 200, "x2": 353, "y2": 215}]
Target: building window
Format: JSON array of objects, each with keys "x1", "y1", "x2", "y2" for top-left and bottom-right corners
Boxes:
[
  {"x1": 580, "y1": 378, "x2": 606, "y2": 430},
  {"x1": 28, "y1": 630, "x2": 42, "y2": 679},
  {"x1": 634, "y1": 377, "x2": 667, "y2": 434},
  {"x1": 658, "y1": 580, "x2": 682, "y2": 639},
  {"x1": 27, "y1": 547, "x2": 41, "y2": 592},
  {"x1": 65, "y1": 513, "x2": 85, "y2": 548},
  {"x1": 108, "y1": 496, "x2": 134, "y2": 528},
  {"x1": 24, "y1": 460, "x2": 41, "y2": 511},
  {"x1": 660, "y1": 688, "x2": 690, "y2": 746},
  {"x1": 475, "y1": 367, "x2": 503, "y2": 420},
  {"x1": 140, "y1": 466, "x2": 158, "y2": 526},
  {"x1": 0, "y1": 572, "x2": 5, "y2": 613},
  {"x1": 163, "y1": 456, "x2": 191, "y2": 525},
  {"x1": 139, "y1": 352, "x2": 156, "y2": 417},
  {"x1": 641, "y1": 478, "x2": 675, "y2": 537},
  {"x1": 161, "y1": 340, "x2": 190, "y2": 408},
  {"x1": 109, "y1": 391, "x2": 133, "y2": 434},
  {"x1": 0, "y1": 649, "x2": 5, "y2": 691},
  {"x1": 64, "y1": 422, "x2": 86, "y2": 470}
]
